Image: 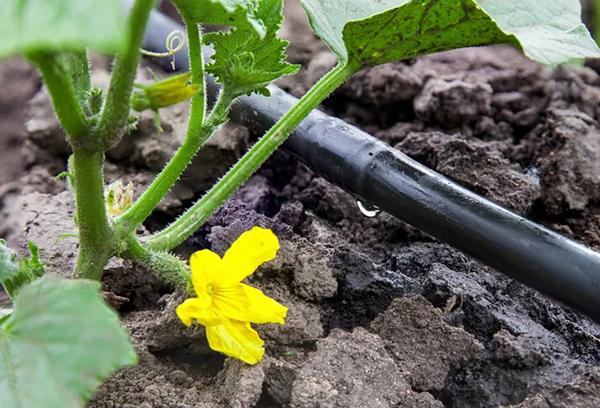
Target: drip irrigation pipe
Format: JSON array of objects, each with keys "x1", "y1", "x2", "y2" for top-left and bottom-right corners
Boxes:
[{"x1": 143, "y1": 9, "x2": 600, "y2": 323}]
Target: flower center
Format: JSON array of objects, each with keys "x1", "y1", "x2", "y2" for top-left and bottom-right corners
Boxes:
[{"x1": 206, "y1": 284, "x2": 214, "y2": 295}]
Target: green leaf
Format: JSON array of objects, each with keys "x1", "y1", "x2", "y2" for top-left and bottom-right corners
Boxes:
[
  {"x1": 0, "y1": 241, "x2": 45, "y2": 300},
  {"x1": 0, "y1": 276, "x2": 137, "y2": 408},
  {"x1": 0, "y1": 310, "x2": 11, "y2": 327},
  {"x1": 476, "y1": 0, "x2": 600, "y2": 66},
  {"x1": 0, "y1": 240, "x2": 20, "y2": 284},
  {"x1": 0, "y1": 0, "x2": 125, "y2": 61},
  {"x1": 173, "y1": 0, "x2": 266, "y2": 38},
  {"x1": 205, "y1": 0, "x2": 299, "y2": 97},
  {"x1": 298, "y1": 0, "x2": 600, "y2": 70},
  {"x1": 18, "y1": 242, "x2": 45, "y2": 278}
]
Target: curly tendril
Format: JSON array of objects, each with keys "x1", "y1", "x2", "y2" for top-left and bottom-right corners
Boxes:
[{"x1": 141, "y1": 30, "x2": 185, "y2": 70}]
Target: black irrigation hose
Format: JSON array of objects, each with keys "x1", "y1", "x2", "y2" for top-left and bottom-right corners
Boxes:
[{"x1": 143, "y1": 9, "x2": 600, "y2": 323}]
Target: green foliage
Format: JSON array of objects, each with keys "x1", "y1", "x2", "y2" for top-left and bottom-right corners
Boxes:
[
  {"x1": 88, "y1": 88, "x2": 105, "y2": 116},
  {"x1": 0, "y1": 276, "x2": 137, "y2": 408},
  {"x1": 0, "y1": 240, "x2": 45, "y2": 299},
  {"x1": 298, "y1": 0, "x2": 600, "y2": 70},
  {"x1": 204, "y1": 0, "x2": 299, "y2": 97},
  {"x1": 342, "y1": 0, "x2": 514, "y2": 69},
  {"x1": 60, "y1": 52, "x2": 92, "y2": 107},
  {"x1": 0, "y1": 309, "x2": 11, "y2": 323},
  {"x1": 0, "y1": 240, "x2": 19, "y2": 282},
  {"x1": 131, "y1": 72, "x2": 200, "y2": 112},
  {"x1": 298, "y1": 0, "x2": 401, "y2": 64},
  {"x1": 173, "y1": 0, "x2": 267, "y2": 38},
  {"x1": 0, "y1": 0, "x2": 125, "y2": 61},
  {"x1": 477, "y1": 0, "x2": 600, "y2": 65},
  {"x1": 17, "y1": 242, "x2": 44, "y2": 279}
]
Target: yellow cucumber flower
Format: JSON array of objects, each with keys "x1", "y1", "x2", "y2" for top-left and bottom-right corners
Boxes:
[{"x1": 176, "y1": 227, "x2": 288, "y2": 364}]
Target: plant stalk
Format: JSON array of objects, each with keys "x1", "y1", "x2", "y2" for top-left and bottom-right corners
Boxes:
[
  {"x1": 183, "y1": 16, "x2": 207, "y2": 126},
  {"x1": 144, "y1": 63, "x2": 354, "y2": 251},
  {"x1": 62, "y1": 51, "x2": 92, "y2": 108},
  {"x1": 27, "y1": 53, "x2": 89, "y2": 142},
  {"x1": 72, "y1": 149, "x2": 114, "y2": 280},
  {"x1": 125, "y1": 236, "x2": 192, "y2": 291},
  {"x1": 98, "y1": 0, "x2": 157, "y2": 148},
  {"x1": 117, "y1": 92, "x2": 232, "y2": 232},
  {"x1": 116, "y1": 17, "x2": 217, "y2": 233}
]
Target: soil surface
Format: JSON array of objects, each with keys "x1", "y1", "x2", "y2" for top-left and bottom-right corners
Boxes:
[{"x1": 2, "y1": 1, "x2": 600, "y2": 407}]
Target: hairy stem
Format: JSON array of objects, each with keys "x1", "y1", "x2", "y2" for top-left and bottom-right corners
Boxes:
[
  {"x1": 117, "y1": 92, "x2": 232, "y2": 232},
  {"x1": 184, "y1": 16, "x2": 207, "y2": 127},
  {"x1": 98, "y1": 0, "x2": 157, "y2": 148},
  {"x1": 144, "y1": 63, "x2": 354, "y2": 251},
  {"x1": 72, "y1": 149, "x2": 114, "y2": 280},
  {"x1": 125, "y1": 237, "x2": 192, "y2": 291},
  {"x1": 62, "y1": 51, "x2": 92, "y2": 107},
  {"x1": 28, "y1": 53, "x2": 89, "y2": 141},
  {"x1": 116, "y1": 17, "x2": 212, "y2": 232}
]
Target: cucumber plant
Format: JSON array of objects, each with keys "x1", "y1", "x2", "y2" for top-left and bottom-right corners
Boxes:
[{"x1": 0, "y1": 0, "x2": 597, "y2": 405}]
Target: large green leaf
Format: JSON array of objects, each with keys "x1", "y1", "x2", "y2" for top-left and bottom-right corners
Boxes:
[
  {"x1": 173, "y1": 0, "x2": 266, "y2": 38},
  {"x1": 298, "y1": 0, "x2": 402, "y2": 63},
  {"x1": 0, "y1": 276, "x2": 137, "y2": 408},
  {"x1": 299, "y1": 0, "x2": 600, "y2": 69},
  {"x1": 477, "y1": 0, "x2": 600, "y2": 65},
  {"x1": 0, "y1": 0, "x2": 125, "y2": 61}
]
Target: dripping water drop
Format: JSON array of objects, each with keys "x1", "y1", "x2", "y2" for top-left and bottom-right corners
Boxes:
[{"x1": 357, "y1": 200, "x2": 380, "y2": 217}]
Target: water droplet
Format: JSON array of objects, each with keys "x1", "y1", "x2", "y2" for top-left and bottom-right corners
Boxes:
[{"x1": 357, "y1": 200, "x2": 380, "y2": 217}]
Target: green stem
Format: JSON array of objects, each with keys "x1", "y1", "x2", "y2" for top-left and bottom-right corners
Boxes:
[
  {"x1": 595, "y1": 0, "x2": 600, "y2": 45},
  {"x1": 116, "y1": 17, "x2": 211, "y2": 232},
  {"x1": 125, "y1": 236, "x2": 192, "y2": 291},
  {"x1": 124, "y1": 236, "x2": 151, "y2": 261},
  {"x1": 184, "y1": 17, "x2": 206, "y2": 127},
  {"x1": 116, "y1": 92, "x2": 232, "y2": 232},
  {"x1": 144, "y1": 63, "x2": 354, "y2": 251},
  {"x1": 72, "y1": 149, "x2": 114, "y2": 280},
  {"x1": 28, "y1": 53, "x2": 89, "y2": 141},
  {"x1": 62, "y1": 51, "x2": 92, "y2": 108},
  {"x1": 98, "y1": 0, "x2": 157, "y2": 148}
]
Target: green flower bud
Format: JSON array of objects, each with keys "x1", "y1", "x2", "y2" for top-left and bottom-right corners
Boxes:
[
  {"x1": 105, "y1": 180, "x2": 134, "y2": 217},
  {"x1": 131, "y1": 72, "x2": 199, "y2": 112}
]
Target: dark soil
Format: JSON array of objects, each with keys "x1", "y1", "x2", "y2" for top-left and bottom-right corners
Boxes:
[{"x1": 2, "y1": 1, "x2": 600, "y2": 407}]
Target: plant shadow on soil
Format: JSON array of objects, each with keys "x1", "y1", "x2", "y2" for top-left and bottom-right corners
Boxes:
[{"x1": 3, "y1": 1, "x2": 600, "y2": 407}]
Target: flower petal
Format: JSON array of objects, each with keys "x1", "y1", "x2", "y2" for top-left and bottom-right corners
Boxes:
[
  {"x1": 190, "y1": 249, "x2": 224, "y2": 294},
  {"x1": 206, "y1": 320, "x2": 265, "y2": 364},
  {"x1": 212, "y1": 284, "x2": 251, "y2": 321},
  {"x1": 176, "y1": 298, "x2": 225, "y2": 327},
  {"x1": 222, "y1": 227, "x2": 279, "y2": 283},
  {"x1": 242, "y1": 284, "x2": 288, "y2": 324}
]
